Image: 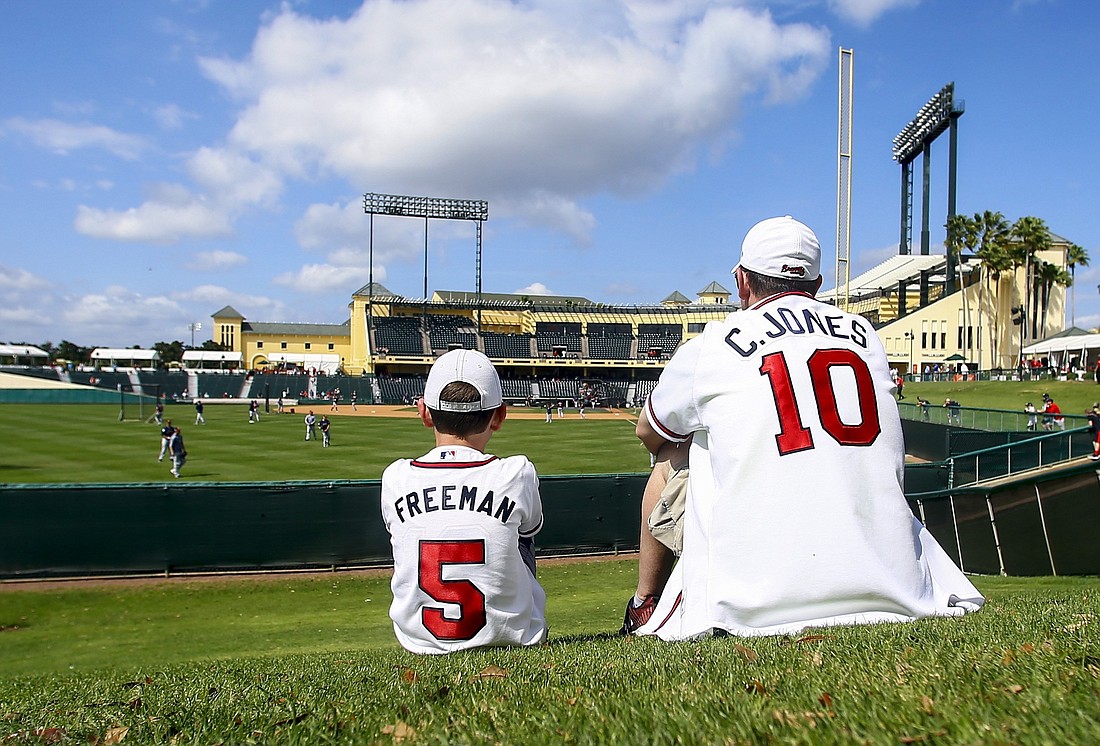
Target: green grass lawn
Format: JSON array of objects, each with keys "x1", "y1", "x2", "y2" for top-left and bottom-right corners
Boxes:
[
  {"x1": 898, "y1": 378, "x2": 1100, "y2": 418},
  {"x1": 0, "y1": 404, "x2": 647, "y2": 484},
  {"x1": 0, "y1": 564, "x2": 1097, "y2": 744},
  {"x1": 4, "y1": 377, "x2": 1100, "y2": 485}
]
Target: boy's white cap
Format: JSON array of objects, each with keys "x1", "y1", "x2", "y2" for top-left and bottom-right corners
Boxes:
[
  {"x1": 423, "y1": 349, "x2": 503, "y2": 412},
  {"x1": 734, "y1": 216, "x2": 821, "y2": 281}
]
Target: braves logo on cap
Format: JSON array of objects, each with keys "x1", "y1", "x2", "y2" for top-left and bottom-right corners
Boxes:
[{"x1": 781, "y1": 264, "x2": 807, "y2": 277}]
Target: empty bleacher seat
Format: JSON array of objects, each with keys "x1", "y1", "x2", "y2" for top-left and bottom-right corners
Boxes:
[
  {"x1": 372, "y1": 317, "x2": 426, "y2": 355},
  {"x1": 482, "y1": 333, "x2": 533, "y2": 359}
]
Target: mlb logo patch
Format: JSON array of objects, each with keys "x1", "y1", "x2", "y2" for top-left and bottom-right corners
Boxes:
[{"x1": 439, "y1": 449, "x2": 457, "y2": 460}]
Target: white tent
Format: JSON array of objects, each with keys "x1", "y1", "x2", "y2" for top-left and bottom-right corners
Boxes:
[
  {"x1": 0, "y1": 344, "x2": 49, "y2": 365},
  {"x1": 266, "y1": 353, "x2": 341, "y2": 374},
  {"x1": 90, "y1": 348, "x2": 160, "y2": 368},
  {"x1": 182, "y1": 350, "x2": 244, "y2": 369},
  {"x1": 1021, "y1": 332, "x2": 1100, "y2": 374}
]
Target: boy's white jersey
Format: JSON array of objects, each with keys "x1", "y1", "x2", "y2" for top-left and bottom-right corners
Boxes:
[
  {"x1": 382, "y1": 445, "x2": 547, "y2": 654},
  {"x1": 640, "y1": 291, "x2": 983, "y2": 640}
]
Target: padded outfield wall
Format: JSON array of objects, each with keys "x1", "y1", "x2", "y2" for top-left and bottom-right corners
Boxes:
[{"x1": 0, "y1": 474, "x2": 647, "y2": 579}]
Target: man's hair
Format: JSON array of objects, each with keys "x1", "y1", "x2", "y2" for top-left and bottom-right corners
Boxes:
[
  {"x1": 740, "y1": 267, "x2": 819, "y2": 299},
  {"x1": 428, "y1": 381, "x2": 496, "y2": 436}
]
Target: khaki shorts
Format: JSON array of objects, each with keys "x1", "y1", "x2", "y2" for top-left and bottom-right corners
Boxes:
[{"x1": 647, "y1": 466, "x2": 688, "y2": 556}]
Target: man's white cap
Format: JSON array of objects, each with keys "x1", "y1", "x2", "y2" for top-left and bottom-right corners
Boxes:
[
  {"x1": 734, "y1": 215, "x2": 821, "y2": 281},
  {"x1": 423, "y1": 349, "x2": 503, "y2": 412}
]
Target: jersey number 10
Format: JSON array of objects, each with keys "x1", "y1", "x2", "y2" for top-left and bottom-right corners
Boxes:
[{"x1": 760, "y1": 348, "x2": 881, "y2": 456}]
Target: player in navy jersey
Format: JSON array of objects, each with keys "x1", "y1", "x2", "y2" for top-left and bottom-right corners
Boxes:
[{"x1": 158, "y1": 419, "x2": 174, "y2": 461}]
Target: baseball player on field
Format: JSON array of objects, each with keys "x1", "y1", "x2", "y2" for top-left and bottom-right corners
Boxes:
[
  {"x1": 381, "y1": 349, "x2": 547, "y2": 654},
  {"x1": 624, "y1": 216, "x2": 984, "y2": 639},
  {"x1": 157, "y1": 419, "x2": 174, "y2": 461}
]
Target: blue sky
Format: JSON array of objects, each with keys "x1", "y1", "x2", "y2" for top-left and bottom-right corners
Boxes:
[{"x1": 2, "y1": 0, "x2": 1097, "y2": 348}]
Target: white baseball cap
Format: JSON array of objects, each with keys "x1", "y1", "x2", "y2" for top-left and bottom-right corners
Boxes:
[
  {"x1": 423, "y1": 349, "x2": 503, "y2": 412},
  {"x1": 734, "y1": 215, "x2": 821, "y2": 281}
]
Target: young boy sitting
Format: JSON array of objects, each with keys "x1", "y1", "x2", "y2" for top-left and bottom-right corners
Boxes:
[{"x1": 381, "y1": 349, "x2": 548, "y2": 654}]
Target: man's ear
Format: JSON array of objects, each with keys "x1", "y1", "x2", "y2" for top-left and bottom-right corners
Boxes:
[
  {"x1": 489, "y1": 402, "x2": 508, "y2": 431},
  {"x1": 417, "y1": 398, "x2": 434, "y2": 428}
]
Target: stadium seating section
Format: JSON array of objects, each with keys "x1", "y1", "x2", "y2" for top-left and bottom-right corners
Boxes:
[
  {"x1": 426, "y1": 314, "x2": 478, "y2": 352},
  {"x1": 481, "y1": 332, "x2": 534, "y2": 358},
  {"x1": 377, "y1": 375, "x2": 427, "y2": 405},
  {"x1": 535, "y1": 322, "x2": 583, "y2": 355},
  {"x1": 373, "y1": 316, "x2": 427, "y2": 355}
]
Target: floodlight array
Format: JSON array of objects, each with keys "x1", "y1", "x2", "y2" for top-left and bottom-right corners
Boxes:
[
  {"x1": 363, "y1": 192, "x2": 488, "y2": 221},
  {"x1": 892, "y1": 83, "x2": 957, "y2": 164}
]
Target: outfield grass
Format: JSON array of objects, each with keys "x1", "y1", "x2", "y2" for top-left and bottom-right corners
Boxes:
[
  {"x1": 896, "y1": 378, "x2": 1100, "y2": 418},
  {"x1": 0, "y1": 404, "x2": 647, "y2": 484},
  {"x1": 0, "y1": 564, "x2": 1097, "y2": 744},
  {"x1": 4, "y1": 378, "x2": 1100, "y2": 485}
]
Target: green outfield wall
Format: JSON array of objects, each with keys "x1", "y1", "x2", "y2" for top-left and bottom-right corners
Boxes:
[{"x1": 0, "y1": 474, "x2": 646, "y2": 579}]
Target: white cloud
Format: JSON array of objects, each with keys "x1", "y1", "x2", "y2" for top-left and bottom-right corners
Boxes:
[
  {"x1": 2, "y1": 117, "x2": 147, "y2": 159},
  {"x1": 74, "y1": 183, "x2": 233, "y2": 243},
  {"x1": 828, "y1": 0, "x2": 919, "y2": 26},
  {"x1": 171, "y1": 284, "x2": 287, "y2": 318},
  {"x1": 186, "y1": 250, "x2": 249, "y2": 271},
  {"x1": 187, "y1": 146, "x2": 283, "y2": 208},
  {"x1": 193, "y1": 0, "x2": 830, "y2": 240},
  {"x1": 514, "y1": 282, "x2": 555, "y2": 296},
  {"x1": 0, "y1": 264, "x2": 52, "y2": 291},
  {"x1": 295, "y1": 200, "x2": 429, "y2": 265},
  {"x1": 61, "y1": 287, "x2": 185, "y2": 333},
  {"x1": 0, "y1": 307, "x2": 46, "y2": 326},
  {"x1": 272, "y1": 263, "x2": 374, "y2": 293},
  {"x1": 152, "y1": 103, "x2": 196, "y2": 131}
]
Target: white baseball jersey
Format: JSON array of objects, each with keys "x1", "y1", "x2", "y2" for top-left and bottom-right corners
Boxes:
[
  {"x1": 381, "y1": 445, "x2": 547, "y2": 654},
  {"x1": 640, "y1": 291, "x2": 983, "y2": 640}
]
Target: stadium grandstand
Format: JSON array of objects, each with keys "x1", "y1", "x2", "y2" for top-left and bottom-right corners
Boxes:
[
  {"x1": 211, "y1": 282, "x2": 737, "y2": 405},
  {"x1": 0, "y1": 228, "x2": 1085, "y2": 410},
  {"x1": 198, "y1": 228, "x2": 1082, "y2": 406}
]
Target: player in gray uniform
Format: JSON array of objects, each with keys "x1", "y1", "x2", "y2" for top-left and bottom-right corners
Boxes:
[
  {"x1": 304, "y1": 410, "x2": 317, "y2": 441},
  {"x1": 168, "y1": 427, "x2": 187, "y2": 478}
]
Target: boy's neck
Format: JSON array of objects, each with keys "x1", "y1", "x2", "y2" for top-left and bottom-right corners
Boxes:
[{"x1": 433, "y1": 431, "x2": 492, "y2": 453}]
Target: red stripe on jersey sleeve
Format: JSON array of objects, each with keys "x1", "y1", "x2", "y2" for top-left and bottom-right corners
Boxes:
[{"x1": 647, "y1": 398, "x2": 690, "y2": 442}]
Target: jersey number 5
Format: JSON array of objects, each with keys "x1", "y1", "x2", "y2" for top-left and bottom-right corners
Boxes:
[
  {"x1": 760, "y1": 348, "x2": 880, "y2": 456},
  {"x1": 418, "y1": 539, "x2": 487, "y2": 641}
]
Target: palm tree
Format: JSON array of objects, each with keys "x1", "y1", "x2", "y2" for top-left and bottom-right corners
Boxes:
[
  {"x1": 1066, "y1": 243, "x2": 1090, "y2": 327},
  {"x1": 1034, "y1": 259, "x2": 1072, "y2": 335},
  {"x1": 945, "y1": 214, "x2": 977, "y2": 362},
  {"x1": 972, "y1": 211, "x2": 1012, "y2": 366},
  {"x1": 1009, "y1": 217, "x2": 1052, "y2": 350}
]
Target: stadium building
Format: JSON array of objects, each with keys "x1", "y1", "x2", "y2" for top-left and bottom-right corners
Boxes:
[
  {"x1": 212, "y1": 282, "x2": 735, "y2": 406},
  {"x1": 208, "y1": 227, "x2": 1081, "y2": 404}
]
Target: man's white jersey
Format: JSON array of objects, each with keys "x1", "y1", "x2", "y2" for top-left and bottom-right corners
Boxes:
[
  {"x1": 382, "y1": 445, "x2": 547, "y2": 654},
  {"x1": 641, "y1": 291, "x2": 983, "y2": 640}
]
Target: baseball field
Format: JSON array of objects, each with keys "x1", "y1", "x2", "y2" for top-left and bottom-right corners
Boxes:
[{"x1": 2, "y1": 385, "x2": 1099, "y2": 743}]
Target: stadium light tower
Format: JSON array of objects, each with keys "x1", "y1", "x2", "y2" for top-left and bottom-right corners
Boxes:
[
  {"x1": 188, "y1": 322, "x2": 202, "y2": 349},
  {"x1": 363, "y1": 192, "x2": 490, "y2": 359},
  {"x1": 892, "y1": 83, "x2": 965, "y2": 298}
]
